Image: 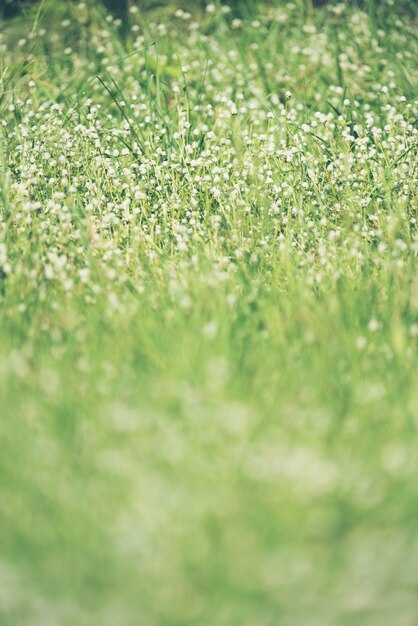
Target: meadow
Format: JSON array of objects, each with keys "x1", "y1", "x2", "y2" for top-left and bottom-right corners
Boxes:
[{"x1": 0, "y1": 1, "x2": 417, "y2": 624}]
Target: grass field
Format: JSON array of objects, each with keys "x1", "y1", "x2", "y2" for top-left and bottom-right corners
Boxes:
[{"x1": 1, "y1": 1, "x2": 418, "y2": 624}]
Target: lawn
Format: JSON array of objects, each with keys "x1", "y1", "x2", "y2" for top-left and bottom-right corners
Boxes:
[{"x1": 0, "y1": 1, "x2": 417, "y2": 624}]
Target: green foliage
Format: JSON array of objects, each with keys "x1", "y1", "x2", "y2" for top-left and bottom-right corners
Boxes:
[{"x1": 0, "y1": 1, "x2": 417, "y2": 625}]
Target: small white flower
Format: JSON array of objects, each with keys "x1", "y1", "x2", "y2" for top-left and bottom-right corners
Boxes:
[
  {"x1": 203, "y1": 321, "x2": 218, "y2": 340},
  {"x1": 367, "y1": 319, "x2": 380, "y2": 332},
  {"x1": 356, "y1": 336, "x2": 367, "y2": 351}
]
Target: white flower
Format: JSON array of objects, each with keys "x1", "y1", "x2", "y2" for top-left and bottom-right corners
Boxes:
[
  {"x1": 356, "y1": 336, "x2": 367, "y2": 351},
  {"x1": 367, "y1": 319, "x2": 380, "y2": 332},
  {"x1": 202, "y1": 321, "x2": 218, "y2": 340}
]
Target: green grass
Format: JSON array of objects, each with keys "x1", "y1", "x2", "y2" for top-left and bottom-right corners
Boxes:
[{"x1": 0, "y1": 1, "x2": 417, "y2": 624}]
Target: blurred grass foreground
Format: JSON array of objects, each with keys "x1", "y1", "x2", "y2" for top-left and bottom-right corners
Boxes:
[{"x1": 0, "y1": 0, "x2": 418, "y2": 625}]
